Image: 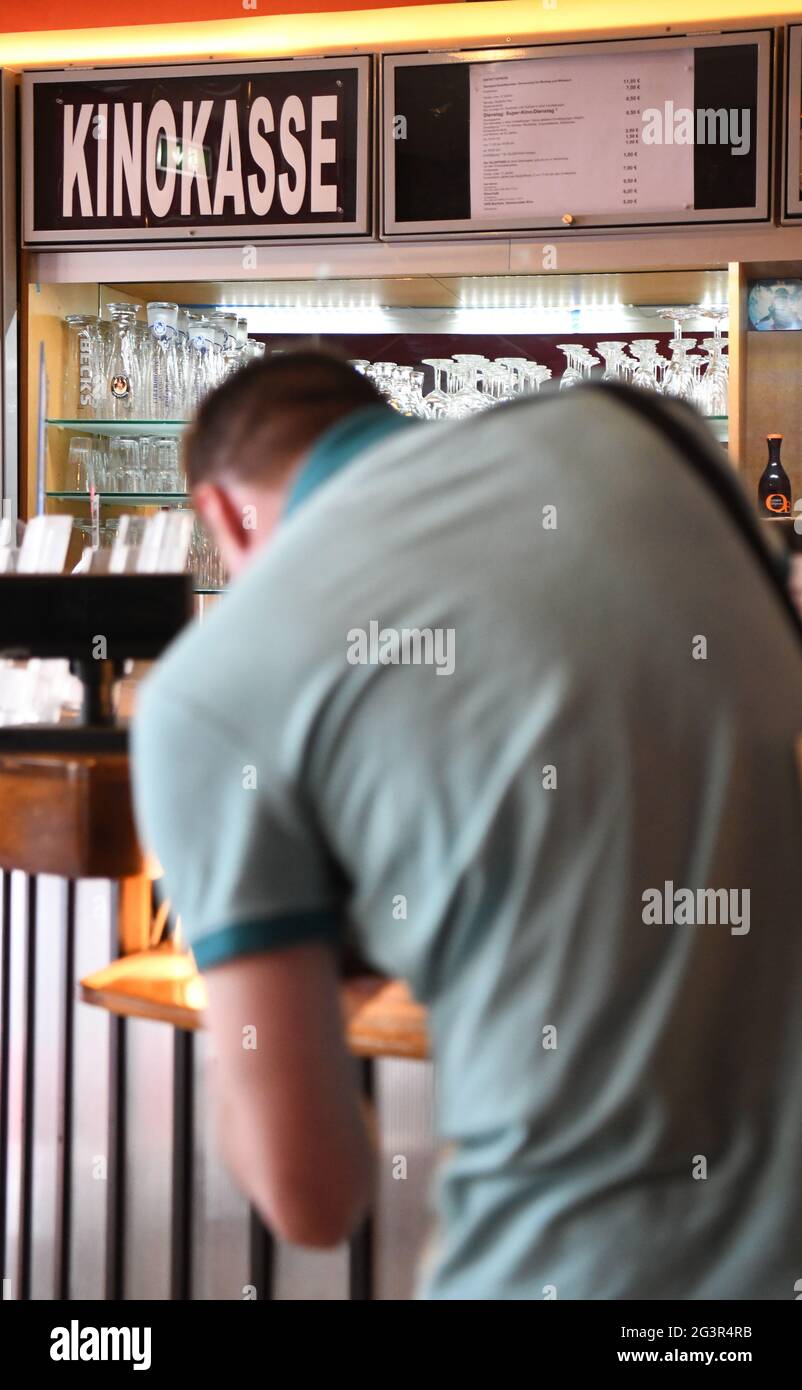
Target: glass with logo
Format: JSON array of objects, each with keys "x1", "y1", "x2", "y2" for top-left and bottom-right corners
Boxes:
[
  {"x1": 146, "y1": 301, "x2": 180, "y2": 420},
  {"x1": 105, "y1": 303, "x2": 143, "y2": 420},
  {"x1": 64, "y1": 315, "x2": 104, "y2": 419}
]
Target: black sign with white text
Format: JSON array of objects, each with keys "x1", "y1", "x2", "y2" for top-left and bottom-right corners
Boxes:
[{"x1": 22, "y1": 58, "x2": 371, "y2": 244}]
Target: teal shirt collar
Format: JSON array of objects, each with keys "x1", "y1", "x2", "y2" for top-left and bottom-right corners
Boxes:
[{"x1": 283, "y1": 404, "x2": 418, "y2": 519}]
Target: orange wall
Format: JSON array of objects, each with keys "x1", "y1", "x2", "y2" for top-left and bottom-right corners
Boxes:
[
  {"x1": 0, "y1": 0, "x2": 447, "y2": 31},
  {"x1": 4, "y1": 0, "x2": 802, "y2": 71}
]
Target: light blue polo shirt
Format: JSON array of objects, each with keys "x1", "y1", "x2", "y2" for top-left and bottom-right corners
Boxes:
[{"x1": 133, "y1": 391, "x2": 802, "y2": 1300}]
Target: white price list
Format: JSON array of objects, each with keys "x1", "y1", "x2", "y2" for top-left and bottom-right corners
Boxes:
[{"x1": 469, "y1": 49, "x2": 695, "y2": 220}]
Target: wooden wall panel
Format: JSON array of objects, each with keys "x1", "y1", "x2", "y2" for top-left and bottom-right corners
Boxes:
[{"x1": 743, "y1": 329, "x2": 802, "y2": 511}]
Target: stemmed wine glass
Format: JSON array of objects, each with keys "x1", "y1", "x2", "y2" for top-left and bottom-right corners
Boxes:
[
  {"x1": 521, "y1": 364, "x2": 552, "y2": 393},
  {"x1": 693, "y1": 305, "x2": 729, "y2": 340},
  {"x1": 695, "y1": 339, "x2": 729, "y2": 417},
  {"x1": 663, "y1": 337, "x2": 697, "y2": 401},
  {"x1": 451, "y1": 355, "x2": 491, "y2": 414},
  {"x1": 628, "y1": 340, "x2": 663, "y2": 392},
  {"x1": 420, "y1": 359, "x2": 452, "y2": 418},
  {"x1": 557, "y1": 346, "x2": 583, "y2": 390},
  {"x1": 657, "y1": 306, "x2": 696, "y2": 342},
  {"x1": 596, "y1": 342, "x2": 628, "y2": 383},
  {"x1": 576, "y1": 348, "x2": 600, "y2": 381}
]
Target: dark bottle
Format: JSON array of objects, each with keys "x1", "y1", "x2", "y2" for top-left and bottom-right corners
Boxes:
[{"x1": 757, "y1": 434, "x2": 792, "y2": 515}]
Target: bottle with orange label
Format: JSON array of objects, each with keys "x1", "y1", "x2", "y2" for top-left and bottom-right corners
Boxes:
[{"x1": 757, "y1": 434, "x2": 792, "y2": 516}]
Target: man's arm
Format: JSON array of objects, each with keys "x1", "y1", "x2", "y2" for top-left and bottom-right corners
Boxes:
[
  {"x1": 205, "y1": 942, "x2": 375, "y2": 1248},
  {"x1": 132, "y1": 682, "x2": 372, "y2": 1245}
]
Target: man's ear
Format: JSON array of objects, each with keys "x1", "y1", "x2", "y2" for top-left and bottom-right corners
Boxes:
[{"x1": 192, "y1": 482, "x2": 253, "y2": 566}]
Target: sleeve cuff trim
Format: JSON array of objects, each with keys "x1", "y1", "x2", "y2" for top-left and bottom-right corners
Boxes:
[{"x1": 191, "y1": 910, "x2": 341, "y2": 970}]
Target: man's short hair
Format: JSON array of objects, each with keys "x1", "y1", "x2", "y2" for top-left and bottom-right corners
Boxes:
[{"x1": 184, "y1": 345, "x2": 384, "y2": 488}]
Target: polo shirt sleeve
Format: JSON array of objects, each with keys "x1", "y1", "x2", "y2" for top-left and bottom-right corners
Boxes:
[{"x1": 131, "y1": 679, "x2": 344, "y2": 971}]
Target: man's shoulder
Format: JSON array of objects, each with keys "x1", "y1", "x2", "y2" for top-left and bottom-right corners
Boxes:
[{"x1": 137, "y1": 542, "x2": 330, "y2": 745}]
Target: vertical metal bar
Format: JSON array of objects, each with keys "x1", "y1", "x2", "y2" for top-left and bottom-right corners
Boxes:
[
  {"x1": 170, "y1": 1028, "x2": 194, "y2": 1301},
  {"x1": 17, "y1": 876, "x2": 36, "y2": 1301},
  {"x1": 54, "y1": 879, "x2": 76, "y2": 1300},
  {"x1": 105, "y1": 1014, "x2": 126, "y2": 1301},
  {"x1": 0, "y1": 71, "x2": 19, "y2": 523},
  {"x1": 248, "y1": 1208, "x2": 274, "y2": 1301},
  {"x1": 35, "y1": 343, "x2": 46, "y2": 517},
  {"x1": 348, "y1": 1057, "x2": 375, "y2": 1301},
  {"x1": 0, "y1": 871, "x2": 11, "y2": 1286},
  {"x1": 105, "y1": 884, "x2": 126, "y2": 1301}
]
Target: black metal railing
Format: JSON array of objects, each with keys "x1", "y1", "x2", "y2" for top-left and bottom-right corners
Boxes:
[{"x1": 0, "y1": 868, "x2": 379, "y2": 1302}]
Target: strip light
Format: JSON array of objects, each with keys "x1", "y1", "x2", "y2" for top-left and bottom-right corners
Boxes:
[{"x1": 2, "y1": 1, "x2": 800, "y2": 69}]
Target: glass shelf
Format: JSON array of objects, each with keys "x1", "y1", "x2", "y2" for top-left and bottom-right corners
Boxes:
[
  {"x1": 705, "y1": 416, "x2": 728, "y2": 444},
  {"x1": 47, "y1": 491, "x2": 190, "y2": 505},
  {"x1": 47, "y1": 420, "x2": 189, "y2": 437},
  {"x1": 194, "y1": 587, "x2": 227, "y2": 595}
]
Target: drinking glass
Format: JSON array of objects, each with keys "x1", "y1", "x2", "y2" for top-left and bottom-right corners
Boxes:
[
  {"x1": 663, "y1": 338, "x2": 697, "y2": 401},
  {"x1": 188, "y1": 519, "x2": 225, "y2": 590},
  {"x1": 406, "y1": 369, "x2": 428, "y2": 417},
  {"x1": 693, "y1": 305, "x2": 729, "y2": 340},
  {"x1": 154, "y1": 438, "x2": 181, "y2": 493},
  {"x1": 209, "y1": 313, "x2": 241, "y2": 381},
  {"x1": 695, "y1": 339, "x2": 729, "y2": 417},
  {"x1": 186, "y1": 319, "x2": 217, "y2": 413},
  {"x1": 495, "y1": 358, "x2": 530, "y2": 396},
  {"x1": 451, "y1": 355, "x2": 490, "y2": 415},
  {"x1": 138, "y1": 437, "x2": 155, "y2": 491},
  {"x1": 367, "y1": 362, "x2": 396, "y2": 399},
  {"x1": 557, "y1": 346, "x2": 583, "y2": 389},
  {"x1": 175, "y1": 310, "x2": 193, "y2": 416},
  {"x1": 420, "y1": 360, "x2": 451, "y2": 418},
  {"x1": 64, "y1": 316, "x2": 104, "y2": 419},
  {"x1": 107, "y1": 437, "x2": 141, "y2": 493},
  {"x1": 132, "y1": 319, "x2": 153, "y2": 416},
  {"x1": 519, "y1": 364, "x2": 552, "y2": 394},
  {"x1": 596, "y1": 342, "x2": 628, "y2": 382},
  {"x1": 575, "y1": 348, "x2": 600, "y2": 380},
  {"x1": 628, "y1": 340, "x2": 663, "y2": 392},
  {"x1": 105, "y1": 303, "x2": 143, "y2": 420},
  {"x1": 656, "y1": 307, "x2": 695, "y2": 341},
  {"x1": 67, "y1": 435, "x2": 93, "y2": 490},
  {"x1": 483, "y1": 364, "x2": 516, "y2": 404},
  {"x1": 147, "y1": 301, "x2": 181, "y2": 420}
]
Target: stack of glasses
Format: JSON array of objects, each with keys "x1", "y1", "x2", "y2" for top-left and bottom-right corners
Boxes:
[
  {"x1": 569, "y1": 307, "x2": 729, "y2": 416},
  {"x1": 351, "y1": 356, "x2": 554, "y2": 419},
  {"x1": 66, "y1": 435, "x2": 185, "y2": 495},
  {"x1": 63, "y1": 303, "x2": 266, "y2": 422},
  {"x1": 187, "y1": 518, "x2": 227, "y2": 590},
  {"x1": 352, "y1": 306, "x2": 728, "y2": 420},
  {"x1": 73, "y1": 514, "x2": 227, "y2": 592}
]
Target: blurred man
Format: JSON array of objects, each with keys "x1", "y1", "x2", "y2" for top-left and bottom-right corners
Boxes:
[{"x1": 133, "y1": 350, "x2": 802, "y2": 1299}]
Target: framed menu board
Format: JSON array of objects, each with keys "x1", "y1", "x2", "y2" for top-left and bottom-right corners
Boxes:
[
  {"x1": 783, "y1": 25, "x2": 802, "y2": 222},
  {"x1": 382, "y1": 30, "x2": 772, "y2": 238}
]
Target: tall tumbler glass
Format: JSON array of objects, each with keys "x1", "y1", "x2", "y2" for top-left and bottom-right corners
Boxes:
[
  {"x1": 64, "y1": 315, "x2": 104, "y2": 419},
  {"x1": 147, "y1": 301, "x2": 180, "y2": 420},
  {"x1": 105, "y1": 303, "x2": 143, "y2": 420}
]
